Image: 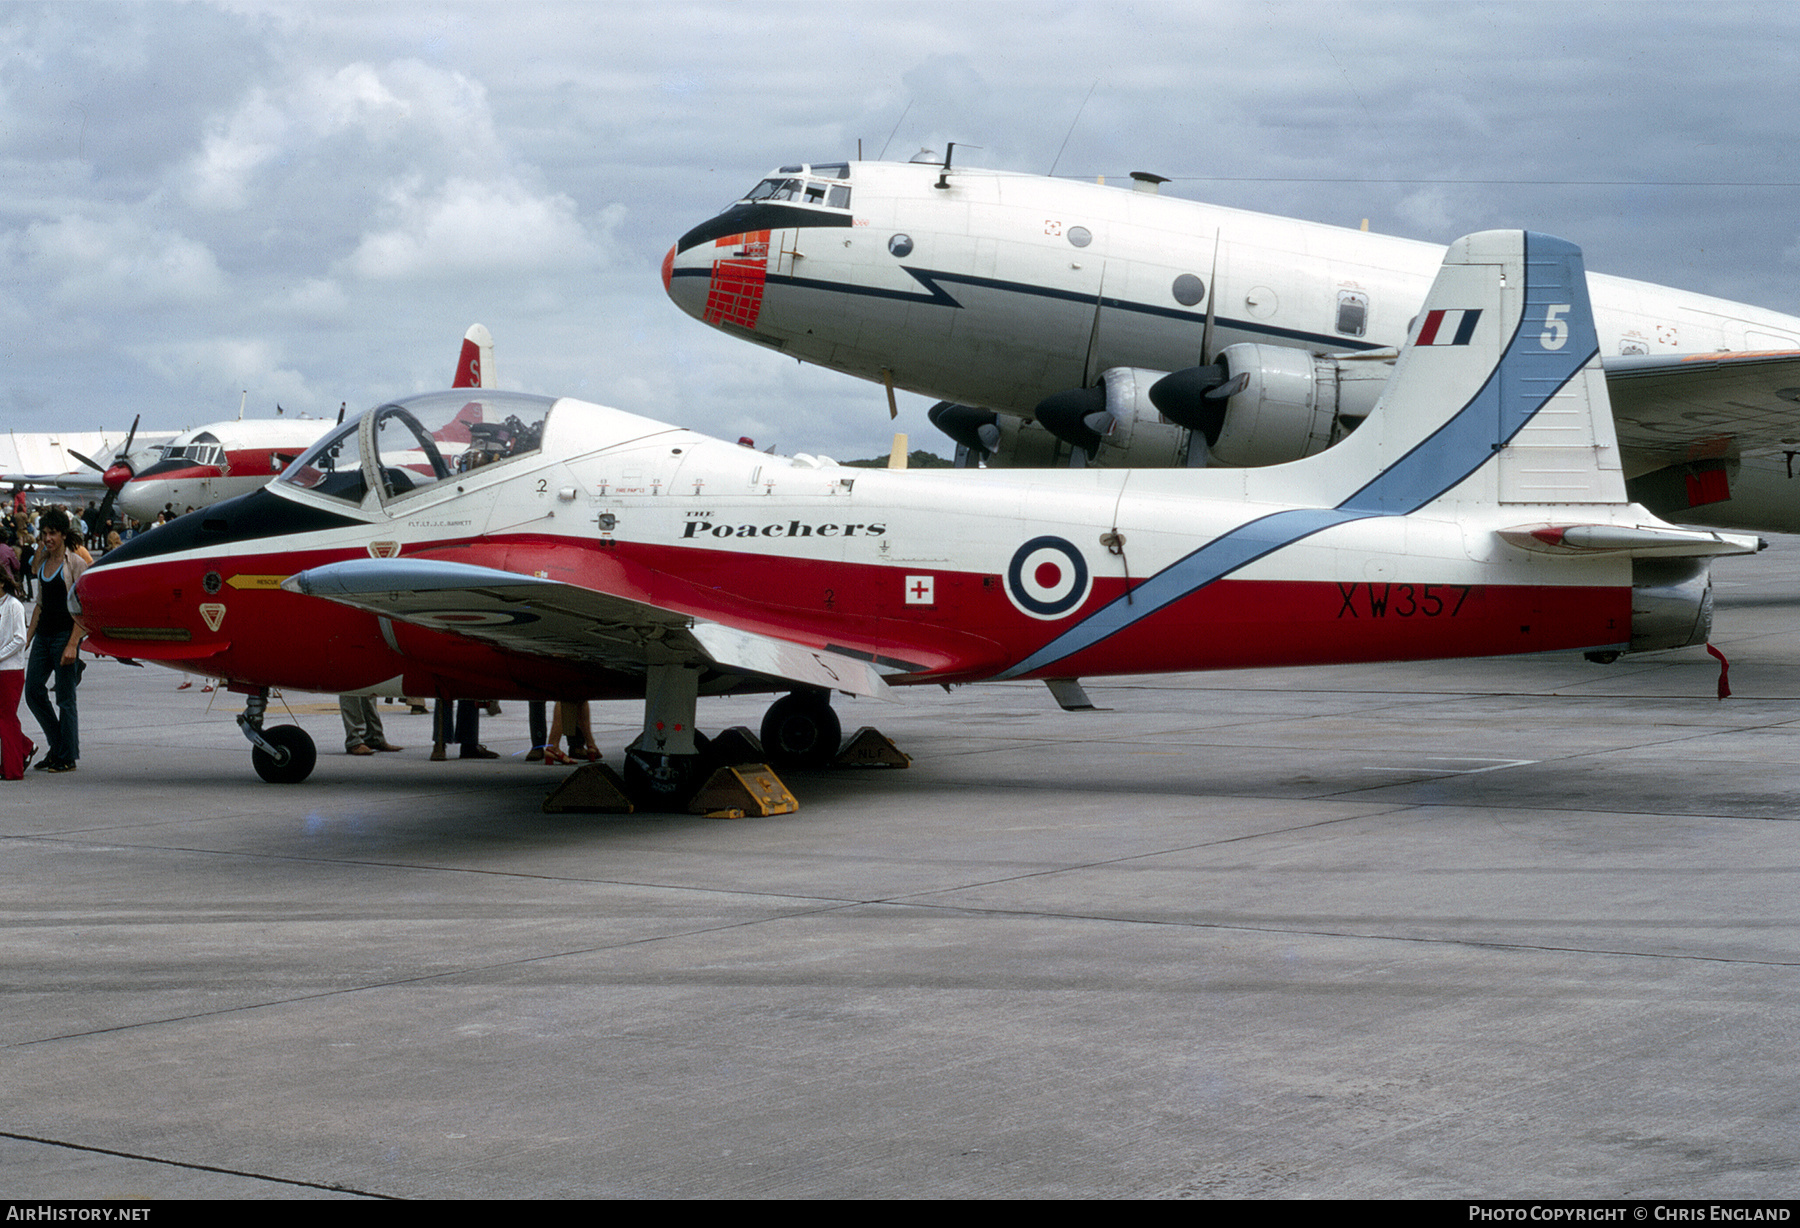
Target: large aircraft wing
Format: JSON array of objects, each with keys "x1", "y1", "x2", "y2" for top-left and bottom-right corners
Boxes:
[
  {"x1": 283, "y1": 557, "x2": 895, "y2": 700},
  {"x1": 1605, "y1": 349, "x2": 1800, "y2": 468},
  {"x1": 0, "y1": 469, "x2": 110, "y2": 492}
]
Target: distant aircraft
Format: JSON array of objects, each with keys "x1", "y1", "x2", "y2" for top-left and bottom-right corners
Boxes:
[
  {"x1": 77, "y1": 231, "x2": 1756, "y2": 809},
  {"x1": 664, "y1": 157, "x2": 1800, "y2": 533},
  {"x1": 4, "y1": 325, "x2": 496, "y2": 525},
  {"x1": 115, "y1": 326, "x2": 498, "y2": 522}
]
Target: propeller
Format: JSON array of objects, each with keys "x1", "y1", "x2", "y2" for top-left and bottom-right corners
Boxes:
[
  {"x1": 1033, "y1": 384, "x2": 1111, "y2": 456},
  {"x1": 90, "y1": 415, "x2": 141, "y2": 534},
  {"x1": 927, "y1": 402, "x2": 1002, "y2": 459},
  {"x1": 1148, "y1": 364, "x2": 1246, "y2": 444}
]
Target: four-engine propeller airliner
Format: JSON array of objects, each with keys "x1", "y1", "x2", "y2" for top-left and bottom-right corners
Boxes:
[
  {"x1": 75, "y1": 231, "x2": 1758, "y2": 810},
  {"x1": 664, "y1": 157, "x2": 1800, "y2": 534}
]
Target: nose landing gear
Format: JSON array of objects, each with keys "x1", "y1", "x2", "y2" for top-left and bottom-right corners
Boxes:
[{"x1": 237, "y1": 687, "x2": 318, "y2": 783}]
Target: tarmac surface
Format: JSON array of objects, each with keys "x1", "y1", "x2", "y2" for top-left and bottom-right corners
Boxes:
[{"x1": 5, "y1": 540, "x2": 1800, "y2": 1199}]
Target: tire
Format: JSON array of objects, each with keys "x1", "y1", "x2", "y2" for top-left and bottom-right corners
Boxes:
[
  {"x1": 759, "y1": 692, "x2": 842, "y2": 769},
  {"x1": 252, "y1": 724, "x2": 317, "y2": 784}
]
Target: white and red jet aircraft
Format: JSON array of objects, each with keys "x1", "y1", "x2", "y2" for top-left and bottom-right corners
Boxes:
[
  {"x1": 665, "y1": 157, "x2": 1800, "y2": 534},
  {"x1": 76, "y1": 232, "x2": 1756, "y2": 808}
]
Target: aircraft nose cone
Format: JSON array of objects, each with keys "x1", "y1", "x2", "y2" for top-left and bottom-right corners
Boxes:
[{"x1": 663, "y1": 241, "x2": 708, "y2": 322}]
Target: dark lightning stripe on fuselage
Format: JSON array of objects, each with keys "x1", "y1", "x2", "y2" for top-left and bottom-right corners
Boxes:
[
  {"x1": 995, "y1": 232, "x2": 1601, "y2": 680},
  {"x1": 669, "y1": 262, "x2": 1389, "y2": 354}
]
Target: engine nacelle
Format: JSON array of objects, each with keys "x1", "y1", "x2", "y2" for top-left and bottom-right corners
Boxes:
[
  {"x1": 1088, "y1": 367, "x2": 1192, "y2": 468},
  {"x1": 1629, "y1": 557, "x2": 1715, "y2": 653},
  {"x1": 1205, "y1": 343, "x2": 1393, "y2": 467},
  {"x1": 1010, "y1": 368, "x2": 1198, "y2": 468},
  {"x1": 942, "y1": 346, "x2": 1399, "y2": 470}
]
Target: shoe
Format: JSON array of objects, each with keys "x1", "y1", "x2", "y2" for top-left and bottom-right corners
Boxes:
[
  {"x1": 176, "y1": 680, "x2": 192, "y2": 690},
  {"x1": 22, "y1": 743, "x2": 35, "y2": 773},
  {"x1": 408, "y1": 704, "x2": 429, "y2": 715},
  {"x1": 430, "y1": 743, "x2": 447, "y2": 762},
  {"x1": 373, "y1": 743, "x2": 404, "y2": 752},
  {"x1": 543, "y1": 748, "x2": 573, "y2": 766},
  {"x1": 460, "y1": 745, "x2": 499, "y2": 760},
  {"x1": 348, "y1": 744, "x2": 375, "y2": 756},
  {"x1": 200, "y1": 684, "x2": 214, "y2": 693},
  {"x1": 525, "y1": 747, "x2": 545, "y2": 763},
  {"x1": 46, "y1": 760, "x2": 75, "y2": 773},
  {"x1": 486, "y1": 701, "x2": 502, "y2": 717},
  {"x1": 32, "y1": 757, "x2": 54, "y2": 771}
]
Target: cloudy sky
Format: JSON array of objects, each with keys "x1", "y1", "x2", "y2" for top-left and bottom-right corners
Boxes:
[{"x1": 6, "y1": 1, "x2": 1799, "y2": 460}]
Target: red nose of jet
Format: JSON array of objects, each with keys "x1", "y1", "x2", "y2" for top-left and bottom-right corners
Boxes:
[
  {"x1": 661, "y1": 243, "x2": 676, "y2": 294},
  {"x1": 102, "y1": 462, "x2": 133, "y2": 492}
]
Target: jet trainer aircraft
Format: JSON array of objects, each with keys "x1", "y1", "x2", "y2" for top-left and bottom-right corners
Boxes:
[
  {"x1": 76, "y1": 231, "x2": 1756, "y2": 810},
  {"x1": 665, "y1": 157, "x2": 1800, "y2": 534}
]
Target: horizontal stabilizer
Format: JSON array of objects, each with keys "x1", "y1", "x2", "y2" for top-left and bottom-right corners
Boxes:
[{"x1": 1498, "y1": 523, "x2": 1762, "y2": 557}]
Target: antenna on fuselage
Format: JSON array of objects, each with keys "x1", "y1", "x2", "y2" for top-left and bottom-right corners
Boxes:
[
  {"x1": 936, "y1": 143, "x2": 958, "y2": 189},
  {"x1": 877, "y1": 101, "x2": 912, "y2": 160},
  {"x1": 1048, "y1": 80, "x2": 1099, "y2": 177}
]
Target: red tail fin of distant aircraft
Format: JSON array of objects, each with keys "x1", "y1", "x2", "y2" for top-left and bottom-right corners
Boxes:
[{"x1": 452, "y1": 324, "x2": 495, "y2": 389}]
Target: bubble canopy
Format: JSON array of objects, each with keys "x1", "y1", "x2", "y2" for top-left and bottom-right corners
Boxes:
[{"x1": 280, "y1": 390, "x2": 556, "y2": 508}]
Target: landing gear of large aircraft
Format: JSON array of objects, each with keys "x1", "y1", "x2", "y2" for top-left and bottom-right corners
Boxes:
[
  {"x1": 759, "y1": 690, "x2": 842, "y2": 769},
  {"x1": 236, "y1": 688, "x2": 318, "y2": 784}
]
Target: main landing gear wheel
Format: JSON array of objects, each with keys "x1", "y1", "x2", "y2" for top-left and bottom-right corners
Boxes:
[
  {"x1": 760, "y1": 691, "x2": 842, "y2": 769},
  {"x1": 251, "y1": 724, "x2": 317, "y2": 784},
  {"x1": 621, "y1": 748, "x2": 705, "y2": 811}
]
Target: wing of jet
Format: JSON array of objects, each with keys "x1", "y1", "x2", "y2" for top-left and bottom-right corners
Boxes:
[{"x1": 282, "y1": 556, "x2": 894, "y2": 700}]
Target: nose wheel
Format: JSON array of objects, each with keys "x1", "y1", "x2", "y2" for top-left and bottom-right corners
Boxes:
[
  {"x1": 250, "y1": 724, "x2": 318, "y2": 784},
  {"x1": 237, "y1": 688, "x2": 318, "y2": 783}
]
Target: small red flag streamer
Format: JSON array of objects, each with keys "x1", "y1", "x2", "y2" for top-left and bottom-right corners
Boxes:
[{"x1": 1706, "y1": 642, "x2": 1732, "y2": 700}]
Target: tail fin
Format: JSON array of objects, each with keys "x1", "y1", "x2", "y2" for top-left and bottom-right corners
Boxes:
[
  {"x1": 452, "y1": 323, "x2": 495, "y2": 389},
  {"x1": 1330, "y1": 230, "x2": 1624, "y2": 513}
]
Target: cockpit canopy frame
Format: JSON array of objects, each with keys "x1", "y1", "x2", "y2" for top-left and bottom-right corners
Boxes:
[{"x1": 279, "y1": 390, "x2": 558, "y2": 512}]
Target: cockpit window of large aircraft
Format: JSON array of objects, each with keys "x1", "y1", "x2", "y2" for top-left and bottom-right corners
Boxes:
[
  {"x1": 161, "y1": 432, "x2": 225, "y2": 468},
  {"x1": 740, "y1": 164, "x2": 852, "y2": 210}
]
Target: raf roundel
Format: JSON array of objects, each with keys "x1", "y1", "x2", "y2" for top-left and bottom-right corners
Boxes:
[{"x1": 1005, "y1": 535, "x2": 1091, "y2": 619}]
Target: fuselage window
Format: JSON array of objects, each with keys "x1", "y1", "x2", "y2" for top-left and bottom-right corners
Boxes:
[
  {"x1": 1336, "y1": 290, "x2": 1369, "y2": 338},
  {"x1": 1171, "y1": 274, "x2": 1205, "y2": 307},
  {"x1": 827, "y1": 185, "x2": 851, "y2": 209}
]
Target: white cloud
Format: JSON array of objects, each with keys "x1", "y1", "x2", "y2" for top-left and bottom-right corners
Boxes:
[
  {"x1": 22, "y1": 214, "x2": 227, "y2": 307},
  {"x1": 343, "y1": 178, "x2": 611, "y2": 281},
  {"x1": 181, "y1": 59, "x2": 500, "y2": 212}
]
